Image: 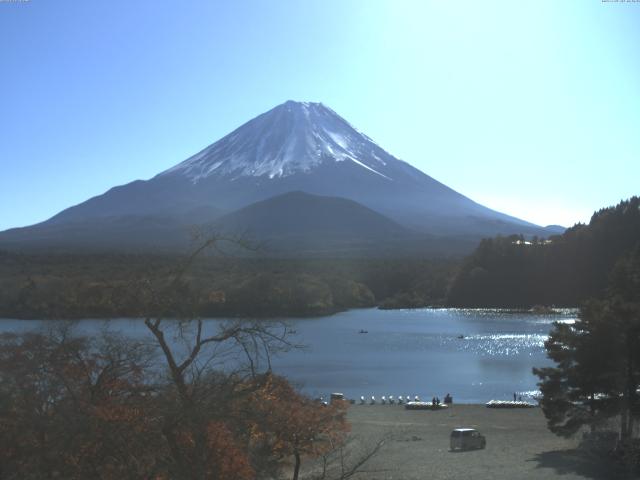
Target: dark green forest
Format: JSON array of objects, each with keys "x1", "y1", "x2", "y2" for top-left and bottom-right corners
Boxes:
[
  {"x1": 2, "y1": 197, "x2": 639, "y2": 319},
  {"x1": 0, "y1": 253, "x2": 455, "y2": 319},
  {"x1": 448, "y1": 197, "x2": 640, "y2": 308}
]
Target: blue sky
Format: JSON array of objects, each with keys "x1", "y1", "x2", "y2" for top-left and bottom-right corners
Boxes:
[{"x1": 1, "y1": 0, "x2": 639, "y2": 231}]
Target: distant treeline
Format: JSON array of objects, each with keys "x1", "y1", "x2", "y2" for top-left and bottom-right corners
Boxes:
[
  {"x1": 447, "y1": 197, "x2": 640, "y2": 307},
  {"x1": 3, "y1": 197, "x2": 638, "y2": 318},
  {"x1": 0, "y1": 253, "x2": 456, "y2": 319}
]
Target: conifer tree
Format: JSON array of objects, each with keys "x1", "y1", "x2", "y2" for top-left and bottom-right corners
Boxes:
[{"x1": 534, "y1": 246, "x2": 640, "y2": 440}]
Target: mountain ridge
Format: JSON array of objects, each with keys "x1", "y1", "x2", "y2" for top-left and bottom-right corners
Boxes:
[{"x1": 0, "y1": 100, "x2": 562, "y2": 254}]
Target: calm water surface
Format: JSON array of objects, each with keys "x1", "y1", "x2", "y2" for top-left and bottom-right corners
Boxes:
[{"x1": 0, "y1": 308, "x2": 576, "y2": 404}]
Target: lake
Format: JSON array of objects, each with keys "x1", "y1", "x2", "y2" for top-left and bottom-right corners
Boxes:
[{"x1": 0, "y1": 308, "x2": 576, "y2": 404}]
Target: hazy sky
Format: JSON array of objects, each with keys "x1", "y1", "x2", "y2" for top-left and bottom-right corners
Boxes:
[{"x1": 1, "y1": 0, "x2": 639, "y2": 231}]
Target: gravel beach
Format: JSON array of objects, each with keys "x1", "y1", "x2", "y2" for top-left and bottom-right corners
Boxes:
[{"x1": 305, "y1": 404, "x2": 635, "y2": 480}]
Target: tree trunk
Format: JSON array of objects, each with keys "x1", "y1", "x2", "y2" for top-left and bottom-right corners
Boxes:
[
  {"x1": 621, "y1": 409, "x2": 629, "y2": 441},
  {"x1": 292, "y1": 451, "x2": 301, "y2": 480},
  {"x1": 622, "y1": 332, "x2": 635, "y2": 441}
]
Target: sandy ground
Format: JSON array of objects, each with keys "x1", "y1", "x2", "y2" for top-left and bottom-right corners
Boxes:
[{"x1": 301, "y1": 404, "x2": 636, "y2": 480}]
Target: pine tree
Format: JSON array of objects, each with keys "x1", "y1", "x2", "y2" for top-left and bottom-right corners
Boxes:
[{"x1": 534, "y1": 247, "x2": 640, "y2": 440}]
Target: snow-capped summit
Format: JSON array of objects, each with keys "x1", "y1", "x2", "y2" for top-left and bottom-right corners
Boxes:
[{"x1": 160, "y1": 100, "x2": 393, "y2": 182}]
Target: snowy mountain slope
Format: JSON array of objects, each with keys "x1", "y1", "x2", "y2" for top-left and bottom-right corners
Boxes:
[
  {"x1": 0, "y1": 100, "x2": 560, "y2": 253},
  {"x1": 161, "y1": 101, "x2": 392, "y2": 181}
]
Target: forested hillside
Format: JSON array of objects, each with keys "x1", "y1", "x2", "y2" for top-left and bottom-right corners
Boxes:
[
  {"x1": 0, "y1": 254, "x2": 456, "y2": 319},
  {"x1": 447, "y1": 197, "x2": 640, "y2": 307},
  {"x1": 5, "y1": 197, "x2": 638, "y2": 318}
]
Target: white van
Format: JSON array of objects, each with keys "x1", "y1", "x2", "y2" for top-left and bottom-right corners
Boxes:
[{"x1": 450, "y1": 428, "x2": 486, "y2": 451}]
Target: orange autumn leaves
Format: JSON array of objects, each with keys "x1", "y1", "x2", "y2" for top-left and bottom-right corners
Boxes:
[
  {"x1": 0, "y1": 332, "x2": 350, "y2": 480},
  {"x1": 170, "y1": 374, "x2": 350, "y2": 480},
  {"x1": 0, "y1": 332, "x2": 162, "y2": 479},
  {"x1": 249, "y1": 374, "x2": 350, "y2": 459},
  {"x1": 205, "y1": 421, "x2": 255, "y2": 480}
]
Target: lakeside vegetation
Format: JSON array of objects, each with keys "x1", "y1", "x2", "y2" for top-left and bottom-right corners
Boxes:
[
  {"x1": 2, "y1": 197, "x2": 639, "y2": 319},
  {"x1": 534, "y1": 245, "x2": 640, "y2": 472},
  {"x1": 0, "y1": 246, "x2": 386, "y2": 480},
  {"x1": 0, "y1": 253, "x2": 456, "y2": 319}
]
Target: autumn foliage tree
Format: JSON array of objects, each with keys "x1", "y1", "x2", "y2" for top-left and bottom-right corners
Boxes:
[
  {"x1": 248, "y1": 374, "x2": 350, "y2": 480},
  {"x1": 0, "y1": 329, "x2": 354, "y2": 480},
  {"x1": 0, "y1": 329, "x2": 161, "y2": 479}
]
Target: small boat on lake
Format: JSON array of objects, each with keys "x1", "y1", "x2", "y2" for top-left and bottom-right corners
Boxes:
[
  {"x1": 405, "y1": 401, "x2": 448, "y2": 411},
  {"x1": 485, "y1": 400, "x2": 536, "y2": 408}
]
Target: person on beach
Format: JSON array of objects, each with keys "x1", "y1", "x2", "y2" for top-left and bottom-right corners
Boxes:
[{"x1": 513, "y1": 392, "x2": 517, "y2": 401}]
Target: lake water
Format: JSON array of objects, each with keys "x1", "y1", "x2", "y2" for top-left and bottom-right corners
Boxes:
[{"x1": 0, "y1": 308, "x2": 576, "y2": 404}]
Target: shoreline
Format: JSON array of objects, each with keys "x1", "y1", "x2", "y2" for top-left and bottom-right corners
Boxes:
[
  {"x1": 0, "y1": 305, "x2": 580, "y2": 322},
  {"x1": 308, "y1": 404, "x2": 626, "y2": 480}
]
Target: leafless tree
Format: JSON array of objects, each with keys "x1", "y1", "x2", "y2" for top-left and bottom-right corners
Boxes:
[
  {"x1": 305, "y1": 434, "x2": 389, "y2": 480},
  {"x1": 132, "y1": 233, "x2": 299, "y2": 478}
]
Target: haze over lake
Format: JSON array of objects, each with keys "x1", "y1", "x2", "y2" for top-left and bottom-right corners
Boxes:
[{"x1": 0, "y1": 308, "x2": 575, "y2": 404}]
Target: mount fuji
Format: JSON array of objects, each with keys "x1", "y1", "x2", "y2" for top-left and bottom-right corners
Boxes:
[{"x1": 0, "y1": 101, "x2": 561, "y2": 254}]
